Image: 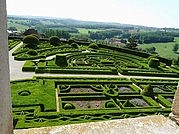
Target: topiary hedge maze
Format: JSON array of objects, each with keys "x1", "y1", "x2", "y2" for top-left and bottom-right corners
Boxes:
[
  {"x1": 11, "y1": 77, "x2": 178, "y2": 129},
  {"x1": 16, "y1": 39, "x2": 179, "y2": 77},
  {"x1": 8, "y1": 39, "x2": 21, "y2": 50},
  {"x1": 11, "y1": 38, "x2": 179, "y2": 129}
]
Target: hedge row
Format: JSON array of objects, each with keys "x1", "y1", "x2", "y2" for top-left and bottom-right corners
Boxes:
[
  {"x1": 119, "y1": 68, "x2": 179, "y2": 78},
  {"x1": 98, "y1": 43, "x2": 172, "y2": 66},
  {"x1": 156, "y1": 95, "x2": 172, "y2": 108},
  {"x1": 35, "y1": 68, "x2": 118, "y2": 75},
  {"x1": 9, "y1": 40, "x2": 21, "y2": 50}
]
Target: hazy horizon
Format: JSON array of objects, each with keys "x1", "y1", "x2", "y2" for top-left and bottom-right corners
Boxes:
[{"x1": 6, "y1": 0, "x2": 179, "y2": 28}]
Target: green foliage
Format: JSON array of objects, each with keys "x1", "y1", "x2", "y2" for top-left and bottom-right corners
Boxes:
[
  {"x1": 43, "y1": 29, "x2": 71, "y2": 39},
  {"x1": 131, "y1": 31, "x2": 175, "y2": 44},
  {"x1": 64, "y1": 103, "x2": 73, "y2": 110},
  {"x1": 18, "y1": 90, "x2": 31, "y2": 96},
  {"x1": 8, "y1": 39, "x2": 21, "y2": 50},
  {"x1": 68, "y1": 38, "x2": 75, "y2": 44},
  {"x1": 27, "y1": 50, "x2": 38, "y2": 56},
  {"x1": 89, "y1": 29, "x2": 122, "y2": 40},
  {"x1": 125, "y1": 38, "x2": 138, "y2": 49},
  {"x1": 123, "y1": 100, "x2": 134, "y2": 107},
  {"x1": 23, "y1": 35, "x2": 39, "y2": 48},
  {"x1": 71, "y1": 43, "x2": 79, "y2": 49},
  {"x1": 105, "y1": 101, "x2": 115, "y2": 108},
  {"x1": 55, "y1": 54, "x2": 68, "y2": 67},
  {"x1": 49, "y1": 36, "x2": 60, "y2": 46},
  {"x1": 148, "y1": 58, "x2": 160, "y2": 68},
  {"x1": 88, "y1": 43, "x2": 99, "y2": 49},
  {"x1": 31, "y1": 34, "x2": 40, "y2": 39},
  {"x1": 173, "y1": 43, "x2": 179, "y2": 52},
  {"x1": 141, "y1": 84, "x2": 154, "y2": 99},
  {"x1": 138, "y1": 37, "x2": 179, "y2": 60}
]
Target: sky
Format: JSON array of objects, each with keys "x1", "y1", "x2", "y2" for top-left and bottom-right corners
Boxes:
[{"x1": 6, "y1": 0, "x2": 179, "y2": 28}]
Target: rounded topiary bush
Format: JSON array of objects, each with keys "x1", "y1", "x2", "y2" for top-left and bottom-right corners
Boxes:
[
  {"x1": 88, "y1": 43, "x2": 99, "y2": 49},
  {"x1": 148, "y1": 58, "x2": 160, "y2": 68},
  {"x1": 105, "y1": 101, "x2": 115, "y2": 108},
  {"x1": 23, "y1": 35, "x2": 39, "y2": 48},
  {"x1": 64, "y1": 103, "x2": 73, "y2": 110},
  {"x1": 49, "y1": 36, "x2": 60, "y2": 46},
  {"x1": 31, "y1": 34, "x2": 39, "y2": 39},
  {"x1": 71, "y1": 43, "x2": 79, "y2": 49},
  {"x1": 27, "y1": 50, "x2": 38, "y2": 55}
]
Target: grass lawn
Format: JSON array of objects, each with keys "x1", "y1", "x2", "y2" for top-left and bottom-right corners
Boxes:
[
  {"x1": 138, "y1": 37, "x2": 179, "y2": 60},
  {"x1": 77, "y1": 28, "x2": 103, "y2": 34},
  {"x1": 11, "y1": 80, "x2": 56, "y2": 111}
]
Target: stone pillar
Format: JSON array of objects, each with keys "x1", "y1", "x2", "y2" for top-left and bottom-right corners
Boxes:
[
  {"x1": 170, "y1": 83, "x2": 179, "y2": 125},
  {"x1": 0, "y1": 0, "x2": 13, "y2": 133}
]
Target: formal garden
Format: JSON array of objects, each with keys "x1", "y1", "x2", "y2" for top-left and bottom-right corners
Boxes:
[{"x1": 10, "y1": 35, "x2": 179, "y2": 129}]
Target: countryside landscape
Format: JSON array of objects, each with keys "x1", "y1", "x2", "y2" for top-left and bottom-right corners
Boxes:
[{"x1": 8, "y1": 15, "x2": 179, "y2": 129}]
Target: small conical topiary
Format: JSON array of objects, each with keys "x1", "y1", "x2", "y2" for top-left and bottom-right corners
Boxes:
[{"x1": 141, "y1": 84, "x2": 155, "y2": 99}]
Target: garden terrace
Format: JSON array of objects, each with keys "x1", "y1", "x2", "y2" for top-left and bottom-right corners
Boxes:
[
  {"x1": 19, "y1": 41, "x2": 179, "y2": 77},
  {"x1": 8, "y1": 39, "x2": 21, "y2": 50},
  {"x1": 11, "y1": 77, "x2": 178, "y2": 129}
]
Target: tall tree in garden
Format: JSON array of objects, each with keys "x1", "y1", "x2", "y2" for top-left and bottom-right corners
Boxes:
[{"x1": 126, "y1": 37, "x2": 138, "y2": 49}]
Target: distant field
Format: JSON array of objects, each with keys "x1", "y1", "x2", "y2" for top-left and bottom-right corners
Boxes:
[
  {"x1": 139, "y1": 37, "x2": 179, "y2": 60},
  {"x1": 77, "y1": 28, "x2": 103, "y2": 34},
  {"x1": 7, "y1": 22, "x2": 29, "y2": 31}
]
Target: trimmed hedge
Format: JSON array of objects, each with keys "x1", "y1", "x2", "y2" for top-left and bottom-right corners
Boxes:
[
  {"x1": 49, "y1": 36, "x2": 60, "y2": 46},
  {"x1": 157, "y1": 95, "x2": 172, "y2": 108},
  {"x1": 148, "y1": 58, "x2": 160, "y2": 68},
  {"x1": 23, "y1": 35, "x2": 39, "y2": 48}
]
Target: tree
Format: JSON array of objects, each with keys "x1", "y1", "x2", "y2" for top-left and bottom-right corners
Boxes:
[
  {"x1": 23, "y1": 35, "x2": 39, "y2": 48},
  {"x1": 49, "y1": 36, "x2": 60, "y2": 46},
  {"x1": 8, "y1": 27, "x2": 17, "y2": 31},
  {"x1": 125, "y1": 38, "x2": 137, "y2": 49}
]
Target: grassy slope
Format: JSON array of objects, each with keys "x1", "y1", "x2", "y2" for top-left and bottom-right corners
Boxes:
[
  {"x1": 7, "y1": 22, "x2": 29, "y2": 31},
  {"x1": 138, "y1": 37, "x2": 179, "y2": 60},
  {"x1": 77, "y1": 28, "x2": 103, "y2": 34}
]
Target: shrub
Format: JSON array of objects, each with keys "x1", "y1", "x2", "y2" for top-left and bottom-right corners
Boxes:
[
  {"x1": 49, "y1": 36, "x2": 60, "y2": 46},
  {"x1": 88, "y1": 43, "x2": 99, "y2": 49},
  {"x1": 148, "y1": 58, "x2": 160, "y2": 68},
  {"x1": 68, "y1": 38, "x2": 75, "y2": 44},
  {"x1": 31, "y1": 34, "x2": 39, "y2": 39},
  {"x1": 23, "y1": 35, "x2": 39, "y2": 48},
  {"x1": 105, "y1": 101, "x2": 115, "y2": 108},
  {"x1": 141, "y1": 84, "x2": 155, "y2": 99},
  {"x1": 27, "y1": 50, "x2": 38, "y2": 56},
  {"x1": 55, "y1": 54, "x2": 68, "y2": 67},
  {"x1": 64, "y1": 103, "x2": 73, "y2": 110},
  {"x1": 71, "y1": 43, "x2": 79, "y2": 49}
]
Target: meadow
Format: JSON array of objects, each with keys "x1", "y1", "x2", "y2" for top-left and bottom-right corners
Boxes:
[{"x1": 138, "y1": 37, "x2": 179, "y2": 60}]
